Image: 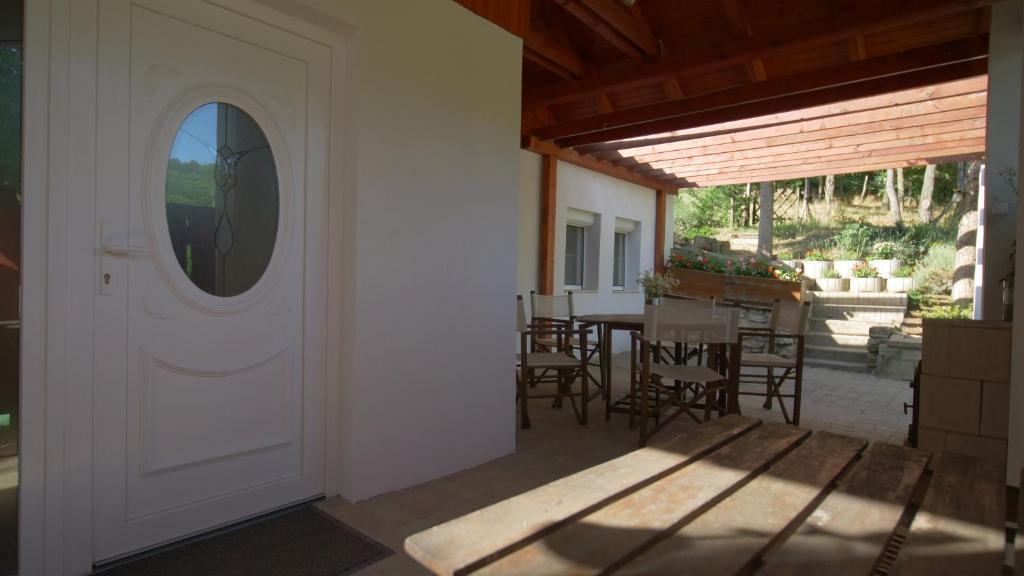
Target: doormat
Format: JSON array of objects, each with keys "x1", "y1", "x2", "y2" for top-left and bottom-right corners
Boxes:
[{"x1": 93, "y1": 505, "x2": 392, "y2": 576}]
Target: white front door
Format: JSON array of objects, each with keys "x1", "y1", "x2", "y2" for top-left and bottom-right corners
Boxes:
[{"x1": 92, "y1": 0, "x2": 331, "y2": 562}]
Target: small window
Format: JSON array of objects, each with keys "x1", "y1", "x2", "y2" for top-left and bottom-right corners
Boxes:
[
  {"x1": 613, "y1": 232, "x2": 626, "y2": 290},
  {"x1": 565, "y1": 224, "x2": 585, "y2": 289}
]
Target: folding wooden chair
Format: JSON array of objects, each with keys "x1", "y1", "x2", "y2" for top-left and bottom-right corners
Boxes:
[
  {"x1": 737, "y1": 300, "x2": 812, "y2": 425},
  {"x1": 530, "y1": 290, "x2": 604, "y2": 398},
  {"x1": 516, "y1": 295, "x2": 591, "y2": 429},
  {"x1": 630, "y1": 299, "x2": 738, "y2": 445}
]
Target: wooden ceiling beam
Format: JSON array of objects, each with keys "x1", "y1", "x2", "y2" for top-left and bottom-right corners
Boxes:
[
  {"x1": 633, "y1": 120, "x2": 987, "y2": 172},
  {"x1": 656, "y1": 135, "x2": 987, "y2": 178},
  {"x1": 537, "y1": 37, "x2": 986, "y2": 143},
  {"x1": 523, "y1": 136, "x2": 680, "y2": 191},
  {"x1": 524, "y1": 27, "x2": 588, "y2": 79},
  {"x1": 552, "y1": 56, "x2": 988, "y2": 148},
  {"x1": 524, "y1": 0, "x2": 999, "y2": 109},
  {"x1": 685, "y1": 147, "x2": 986, "y2": 186},
  {"x1": 578, "y1": 76, "x2": 988, "y2": 155},
  {"x1": 551, "y1": 0, "x2": 660, "y2": 62},
  {"x1": 619, "y1": 100, "x2": 988, "y2": 165}
]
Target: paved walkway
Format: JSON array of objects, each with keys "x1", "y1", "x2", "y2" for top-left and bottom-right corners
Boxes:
[{"x1": 320, "y1": 364, "x2": 912, "y2": 575}]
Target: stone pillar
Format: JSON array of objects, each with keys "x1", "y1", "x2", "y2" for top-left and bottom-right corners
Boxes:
[
  {"x1": 1005, "y1": 0, "x2": 1024, "y2": 487},
  {"x1": 981, "y1": 0, "x2": 1023, "y2": 321}
]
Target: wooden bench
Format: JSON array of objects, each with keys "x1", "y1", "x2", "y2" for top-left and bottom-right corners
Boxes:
[{"x1": 405, "y1": 416, "x2": 1008, "y2": 575}]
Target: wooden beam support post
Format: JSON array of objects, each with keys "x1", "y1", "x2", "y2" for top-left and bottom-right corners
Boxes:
[
  {"x1": 539, "y1": 155, "x2": 558, "y2": 295},
  {"x1": 655, "y1": 189, "x2": 668, "y2": 274}
]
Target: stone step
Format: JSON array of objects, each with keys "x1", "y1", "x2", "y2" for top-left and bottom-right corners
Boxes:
[
  {"x1": 810, "y1": 318, "x2": 895, "y2": 336},
  {"x1": 804, "y1": 357, "x2": 869, "y2": 373},
  {"x1": 805, "y1": 344, "x2": 869, "y2": 364},
  {"x1": 806, "y1": 332, "x2": 871, "y2": 347},
  {"x1": 809, "y1": 291, "x2": 908, "y2": 307},
  {"x1": 812, "y1": 304, "x2": 906, "y2": 323}
]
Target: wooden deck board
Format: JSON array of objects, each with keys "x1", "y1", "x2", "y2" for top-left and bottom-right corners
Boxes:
[
  {"x1": 759, "y1": 442, "x2": 930, "y2": 575},
  {"x1": 619, "y1": 431, "x2": 867, "y2": 576},
  {"x1": 893, "y1": 452, "x2": 1005, "y2": 575},
  {"x1": 404, "y1": 415, "x2": 760, "y2": 576},
  {"x1": 475, "y1": 423, "x2": 809, "y2": 575}
]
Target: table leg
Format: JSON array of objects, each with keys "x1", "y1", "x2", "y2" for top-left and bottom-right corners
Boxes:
[
  {"x1": 603, "y1": 323, "x2": 612, "y2": 421},
  {"x1": 727, "y1": 342, "x2": 742, "y2": 415}
]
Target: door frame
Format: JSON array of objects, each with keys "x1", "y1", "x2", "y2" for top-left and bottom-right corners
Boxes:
[{"x1": 21, "y1": 1, "x2": 353, "y2": 573}]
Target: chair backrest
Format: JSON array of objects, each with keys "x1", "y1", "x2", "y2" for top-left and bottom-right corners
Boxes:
[
  {"x1": 516, "y1": 295, "x2": 528, "y2": 333},
  {"x1": 769, "y1": 300, "x2": 812, "y2": 335},
  {"x1": 643, "y1": 299, "x2": 738, "y2": 345},
  {"x1": 530, "y1": 290, "x2": 575, "y2": 321}
]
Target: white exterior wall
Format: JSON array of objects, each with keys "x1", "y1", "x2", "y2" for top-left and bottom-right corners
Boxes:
[
  {"x1": 291, "y1": 0, "x2": 522, "y2": 501},
  {"x1": 1007, "y1": 1, "x2": 1024, "y2": 488},
  {"x1": 518, "y1": 152, "x2": 672, "y2": 351},
  {"x1": 981, "y1": 0, "x2": 1023, "y2": 321}
]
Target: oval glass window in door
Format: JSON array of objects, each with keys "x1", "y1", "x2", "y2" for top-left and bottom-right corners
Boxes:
[{"x1": 165, "y1": 102, "x2": 279, "y2": 298}]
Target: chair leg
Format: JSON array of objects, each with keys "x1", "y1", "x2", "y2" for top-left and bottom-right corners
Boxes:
[
  {"x1": 520, "y1": 368, "x2": 531, "y2": 430},
  {"x1": 764, "y1": 367, "x2": 774, "y2": 409},
  {"x1": 580, "y1": 365, "x2": 589, "y2": 426}
]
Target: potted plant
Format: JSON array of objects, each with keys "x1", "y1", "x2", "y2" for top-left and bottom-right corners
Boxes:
[
  {"x1": 868, "y1": 241, "x2": 902, "y2": 278},
  {"x1": 886, "y1": 266, "x2": 916, "y2": 293},
  {"x1": 815, "y1": 268, "x2": 849, "y2": 292},
  {"x1": 849, "y1": 262, "x2": 885, "y2": 293},
  {"x1": 832, "y1": 249, "x2": 862, "y2": 278},
  {"x1": 801, "y1": 249, "x2": 833, "y2": 279},
  {"x1": 639, "y1": 269, "x2": 679, "y2": 305}
]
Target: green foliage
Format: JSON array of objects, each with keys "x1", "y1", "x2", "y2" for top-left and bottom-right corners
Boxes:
[
  {"x1": 912, "y1": 243, "x2": 956, "y2": 294},
  {"x1": 803, "y1": 249, "x2": 830, "y2": 261},
  {"x1": 668, "y1": 249, "x2": 801, "y2": 281},
  {"x1": 906, "y1": 288, "x2": 924, "y2": 310},
  {"x1": 851, "y1": 262, "x2": 879, "y2": 278},
  {"x1": 638, "y1": 269, "x2": 679, "y2": 299},
  {"x1": 675, "y1": 185, "x2": 742, "y2": 238},
  {"x1": 165, "y1": 159, "x2": 215, "y2": 207},
  {"x1": 775, "y1": 218, "x2": 826, "y2": 240},
  {"x1": 821, "y1": 268, "x2": 842, "y2": 279},
  {"x1": 922, "y1": 304, "x2": 973, "y2": 320},
  {"x1": 893, "y1": 266, "x2": 914, "y2": 278},
  {"x1": 828, "y1": 220, "x2": 954, "y2": 264},
  {"x1": 0, "y1": 43, "x2": 23, "y2": 212},
  {"x1": 833, "y1": 221, "x2": 876, "y2": 259}
]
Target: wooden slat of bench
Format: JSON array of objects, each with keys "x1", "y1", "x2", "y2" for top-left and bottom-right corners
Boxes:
[
  {"x1": 760, "y1": 442, "x2": 930, "y2": 576},
  {"x1": 893, "y1": 452, "x2": 1005, "y2": 575},
  {"x1": 475, "y1": 423, "x2": 809, "y2": 575},
  {"x1": 404, "y1": 415, "x2": 760, "y2": 575},
  {"x1": 619, "y1": 431, "x2": 867, "y2": 576}
]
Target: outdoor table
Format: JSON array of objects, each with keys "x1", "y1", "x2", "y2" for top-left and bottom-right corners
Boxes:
[
  {"x1": 576, "y1": 313, "x2": 743, "y2": 422},
  {"x1": 405, "y1": 416, "x2": 1006, "y2": 575}
]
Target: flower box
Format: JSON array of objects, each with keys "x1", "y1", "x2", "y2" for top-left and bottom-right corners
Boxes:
[
  {"x1": 815, "y1": 277, "x2": 849, "y2": 292},
  {"x1": 869, "y1": 259, "x2": 902, "y2": 278},
  {"x1": 833, "y1": 260, "x2": 861, "y2": 278},
  {"x1": 666, "y1": 267, "x2": 804, "y2": 303},
  {"x1": 886, "y1": 277, "x2": 916, "y2": 293},
  {"x1": 802, "y1": 260, "x2": 833, "y2": 279},
  {"x1": 850, "y1": 277, "x2": 886, "y2": 293}
]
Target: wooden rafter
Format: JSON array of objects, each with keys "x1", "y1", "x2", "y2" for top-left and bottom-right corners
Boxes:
[
  {"x1": 524, "y1": 136, "x2": 680, "y2": 190},
  {"x1": 552, "y1": 54, "x2": 988, "y2": 147},
  {"x1": 551, "y1": 0, "x2": 660, "y2": 62},
  {"x1": 524, "y1": 28, "x2": 588, "y2": 79},
  {"x1": 524, "y1": 0, "x2": 1000, "y2": 109},
  {"x1": 581, "y1": 76, "x2": 988, "y2": 155}
]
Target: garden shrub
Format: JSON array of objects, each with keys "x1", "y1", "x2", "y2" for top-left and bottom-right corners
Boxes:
[{"x1": 913, "y1": 243, "x2": 955, "y2": 294}]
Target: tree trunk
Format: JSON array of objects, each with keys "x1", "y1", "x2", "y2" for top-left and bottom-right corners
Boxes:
[
  {"x1": 729, "y1": 193, "x2": 735, "y2": 228},
  {"x1": 919, "y1": 164, "x2": 935, "y2": 223},
  {"x1": 884, "y1": 168, "x2": 902, "y2": 223},
  {"x1": 757, "y1": 181, "x2": 774, "y2": 259},
  {"x1": 823, "y1": 174, "x2": 835, "y2": 216},
  {"x1": 799, "y1": 178, "x2": 809, "y2": 220},
  {"x1": 746, "y1": 183, "x2": 754, "y2": 227},
  {"x1": 952, "y1": 210, "x2": 978, "y2": 307},
  {"x1": 859, "y1": 174, "x2": 870, "y2": 202},
  {"x1": 896, "y1": 167, "x2": 905, "y2": 207}
]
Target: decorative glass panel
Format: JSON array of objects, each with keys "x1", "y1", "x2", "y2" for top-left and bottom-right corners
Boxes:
[
  {"x1": 165, "y1": 103, "x2": 279, "y2": 297},
  {"x1": 564, "y1": 224, "x2": 585, "y2": 288},
  {"x1": 613, "y1": 232, "x2": 626, "y2": 288}
]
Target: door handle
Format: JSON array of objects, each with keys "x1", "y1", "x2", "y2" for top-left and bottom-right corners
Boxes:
[{"x1": 98, "y1": 220, "x2": 149, "y2": 296}]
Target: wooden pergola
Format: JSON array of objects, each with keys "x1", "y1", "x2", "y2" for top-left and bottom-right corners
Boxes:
[{"x1": 455, "y1": 0, "x2": 994, "y2": 284}]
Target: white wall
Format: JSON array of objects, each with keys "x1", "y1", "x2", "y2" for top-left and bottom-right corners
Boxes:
[
  {"x1": 292, "y1": 0, "x2": 522, "y2": 501},
  {"x1": 518, "y1": 153, "x2": 666, "y2": 351},
  {"x1": 981, "y1": 0, "x2": 1022, "y2": 321},
  {"x1": 1007, "y1": 0, "x2": 1024, "y2": 488}
]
